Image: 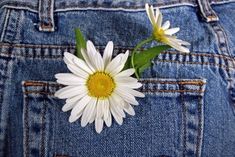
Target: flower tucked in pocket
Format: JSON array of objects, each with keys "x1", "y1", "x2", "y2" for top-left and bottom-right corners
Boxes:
[{"x1": 22, "y1": 78, "x2": 206, "y2": 157}]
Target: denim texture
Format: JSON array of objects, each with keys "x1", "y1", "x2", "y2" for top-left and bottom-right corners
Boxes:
[{"x1": 0, "y1": 0, "x2": 235, "y2": 157}]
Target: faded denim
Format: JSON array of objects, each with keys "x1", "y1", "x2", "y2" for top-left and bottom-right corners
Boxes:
[{"x1": 0, "y1": 0, "x2": 235, "y2": 157}]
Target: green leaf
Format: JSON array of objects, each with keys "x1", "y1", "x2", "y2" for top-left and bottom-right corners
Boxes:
[
  {"x1": 134, "y1": 45, "x2": 170, "y2": 75},
  {"x1": 134, "y1": 45, "x2": 170, "y2": 68},
  {"x1": 75, "y1": 28, "x2": 86, "y2": 59},
  {"x1": 137, "y1": 62, "x2": 151, "y2": 77}
]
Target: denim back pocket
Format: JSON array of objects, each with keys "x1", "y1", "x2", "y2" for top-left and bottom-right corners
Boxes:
[{"x1": 22, "y1": 78, "x2": 206, "y2": 157}]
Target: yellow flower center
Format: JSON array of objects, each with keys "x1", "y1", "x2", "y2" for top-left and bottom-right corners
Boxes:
[
  {"x1": 153, "y1": 27, "x2": 168, "y2": 43},
  {"x1": 86, "y1": 72, "x2": 116, "y2": 98}
]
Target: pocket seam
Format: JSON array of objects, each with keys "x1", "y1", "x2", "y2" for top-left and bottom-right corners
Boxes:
[{"x1": 22, "y1": 79, "x2": 206, "y2": 96}]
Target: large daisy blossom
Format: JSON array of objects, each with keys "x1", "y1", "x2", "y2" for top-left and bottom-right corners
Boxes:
[
  {"x1": 55, "y1": 41, "x2": 145, "y2": 133},
  {"x1": 145, "y1": 3, "x2": 190, "y2": 53}
]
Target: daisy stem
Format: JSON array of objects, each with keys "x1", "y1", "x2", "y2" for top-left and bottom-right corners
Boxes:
[{"x1": 131, "y1": 37, "x2": 153, "y2": 79}]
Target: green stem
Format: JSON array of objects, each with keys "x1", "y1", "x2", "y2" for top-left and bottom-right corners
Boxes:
[{"x1": 131, "y1": 37, "x2": 153, "y2": 78}]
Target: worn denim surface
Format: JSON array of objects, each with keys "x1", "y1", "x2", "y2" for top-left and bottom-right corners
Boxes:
[{"x1": 0, "y1": 0, "x2": 235, "y2": 157}]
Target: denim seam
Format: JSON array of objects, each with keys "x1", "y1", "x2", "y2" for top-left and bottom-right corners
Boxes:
[
  {"x1": 53, "y1": 3, "x2": 196, "y2": 13},
  {"x1": 195, "y1": 85, "x2": 203, "y2": 157},
  {"x1": 0, "y1": 0, "x2": 194, "y2": 12},
  {"x1": 23, "y1": 80, "x2": 205, "y2": 86},
  {"x1": 0, "y1": 58, "x2": 12, "y2": 157},
  {"x1": 156, "y1": 59, "x2": 234, "y2": 70},
  {"x1": 23, "y1": 80, "x2": 205, "y2": 95},
  {"x1": 0, "y1": 9, "x2": 10, "y2": 42},
  {"x1": 210, "y1": 22, "x2": 232, "y2": 57},
  {"x1": 0, "y1": 43, "x2": 234, "y2": 61},
  {"x1": 23, "y1": 89, "x2": 205, "y2": 96},
  {"x1": 211, "y1": 0, "x2": 235, "y2": 5},
  {"x1": 23, "y1": 93, "x2": 30, "y2": 157},
  {"x1": 24, "y1": 80, "x2": 205, "y2": 86},
  {"x1": 3, "y1": 9, "x2": 21, "y2": 43},
  {"x1": 1, "y1": 0, "x2": 234, "y2": 13},
  {"x1": 0, "y1": 47, "x2": 234, "y2": 70},
  {"x1": 180, "y1": 83, "x2": 204, "y2": 157},
  {"x1": 40, "y1": 97, "x2": 46, "y2": 157},
  {"x1": 180, "y1": 84, "x2": 187, "y2": 157},
  {"x1": 0, "y1": 51, "x2": 234, "y2": 70}
]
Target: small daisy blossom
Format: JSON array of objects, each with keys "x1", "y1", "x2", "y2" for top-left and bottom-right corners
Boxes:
[
  {"x1": 145, "y1": 3, "x2": 190, "y2": 53},
  {"x1": 55, "y1": 40, "x2": 145, "y2": 133}
]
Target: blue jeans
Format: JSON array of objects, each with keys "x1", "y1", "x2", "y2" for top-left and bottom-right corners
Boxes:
[{"x1": 0, "y1": 0, "x2": 235, "y2": 156}]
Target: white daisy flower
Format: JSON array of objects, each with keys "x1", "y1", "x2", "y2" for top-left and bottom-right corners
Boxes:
[
  {"x1": 55, "y1": 41, "x2": 145, "y2": 133},
  {"x1": 145, "y1": 3, "x2": 190, "y2": 53}
]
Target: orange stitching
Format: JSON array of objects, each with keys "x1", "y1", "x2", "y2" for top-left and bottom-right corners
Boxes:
[
  {"x1": 141, "y1": 89, "x2": 204, "y2": 93},
  {"x1": 24, "y1": 82, "x2": 64, "y2": 87},
  {"x1": 24, "y1": 80, "x2": 205, "y2": 88},
  {"x1": 24, "y1": 82, "x2": 47, "y2": 86},
  {"x1": 140, "y1": 80, "x2": 206, "y2": 86}
]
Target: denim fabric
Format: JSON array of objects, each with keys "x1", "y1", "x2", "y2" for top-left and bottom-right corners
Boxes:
[{"x1": 0, "y1": 0, "x2": 235, "y2": 157}]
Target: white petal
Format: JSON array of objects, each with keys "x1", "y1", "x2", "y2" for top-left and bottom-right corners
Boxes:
[
  {"x1": 114, "y1": 88, "x2": 139, "y2": 105},
  {"x1": 72, "y1": 57, "x2": 93, "y2": 74},
  {"x1": 65, "y1": 93, "x2": 87, "y2": 104},
  {"x1": 80, "y1": 49, "x2": 96, "y2": 72},
  {"x1": 55, "y1": 73, "x2": 86, "y2": 84},
  {"x1": 164, "y1": 27, "x2": 180, "y2": 36},
  {"x1": 167, "y1": 36, "x2": 191, "y2": 45},
  {"x1": 103, "y1": 41, "x2": 114, "y2": 68},
  {"x1": 118, "y1": 82, "x2": 142, "y2": 89},
  {"x1": 105, "y1": 53, "x2": 123, "y2": 73},
  {"x1": 89, "y1": 104, "x2": 97, "y2": 124},
  {"x1": 63, "y1": 93, "x2": 87, "y2": 112},
  {"x1": 95, "y1": 118, "x2": 104, "y2": 133},
  {"x1": 105, "y1": 110, "x2": 112, "y2": 127},
  {"x1": 94, "y1": 52, "x2": 105, "y2": 71},
  {"x1": 118, "y1": 87, "x2": 145, "y2": 98},
  {"x1": 67, "y1": 64, "x2": 89, "y2": 79},
  {"x1": 145, "y1": 4, "x2": 156, "y2": 26},
  {"x1": 110, "y1": 94, "x2": 126, "y2": 118},
  {"x1": 156, "y1": 10, "x2": 162, "y2": 28},
  {"x1": 103, "y1": 99, "x2": 112, "y2": 127},
  {"x1": 162, "y1": 20, "x2": 170, "y2": 30},
  {"x1": 69, "y1": 111, "x2": 83, "y2": 123},
  {"x1": 115, "y1": 68, "x2": 135, "y2": 77},
  {"x1": 123, "y1": 102, "x2": 135, "y2": 116},
  {"x1": 62, "y1": 101, "x2": 77, "y2": 112},
  {"x1": 115, "y1": 76, "x2": 138, "y2": 84},
  {"x1": 108, "y1": 51, "x2": 129, "y2": 76},
  {"x1": 63, "y1": 52, "x2": 77, "y2": 65},
  {"x1": 96, "y1": 100, "x2": 104, "y2": 118},
  {"x1": 54, "y1": 86, "x2": 86, "y2": 99},
  {"x1": 81, "y1": 98, "x2": 97, "y2": 127},
  {"x1": 56, "y1": 80, "x2": 81, "y2": 86},
  {"x1": 71, "y1": 95, "x2": 92, "y2": 116},
  {"x1": 103, "y1": 99, "x2": 109, "y2": 120},
  {"x1": 86, "y1": 40, "x2": 104, "y2": 71},
  {"x1": 110, "y1": 99, "x2": 123, "y2": 125},
  {"x1": 167, "y1": 38, "x2": 190, "y2": 53}
]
